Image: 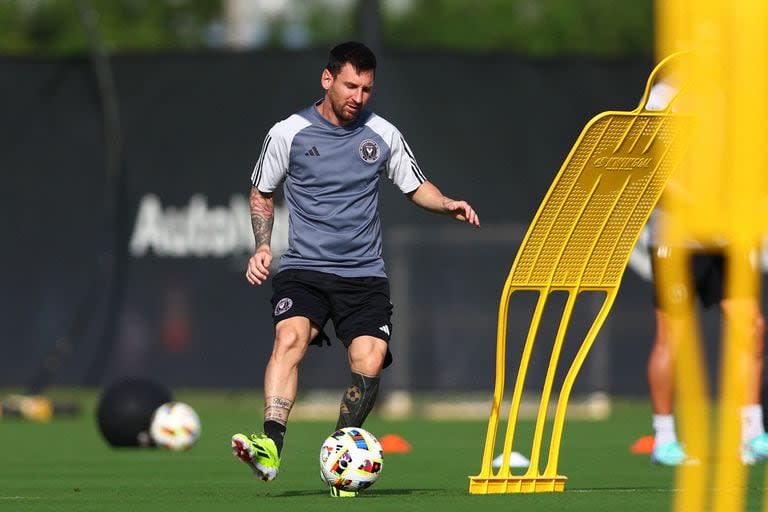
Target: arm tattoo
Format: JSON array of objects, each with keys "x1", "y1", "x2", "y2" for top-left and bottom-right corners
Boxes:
[
  {"x1": 264, "y1": 396, "x2": 293, "y2": 425},
  {"x1": 249, "y1": 187, "x2": 274, "y2": 249}
]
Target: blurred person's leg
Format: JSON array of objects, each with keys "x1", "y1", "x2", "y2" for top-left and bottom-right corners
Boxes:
[
  {"x1": 647, "y1": 245, "x2": 688, "y2": 465},
  {"x1": 721, "y1": 298, "x2": 768, "y2": 463},
  {"x1": 648, "y1": 308, "x2": 686, "y2": 465}
]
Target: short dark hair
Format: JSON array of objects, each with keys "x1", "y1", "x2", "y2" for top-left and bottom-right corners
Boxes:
[{"x1": 326, "y1": 41, "x2": 377, "y2": 77}]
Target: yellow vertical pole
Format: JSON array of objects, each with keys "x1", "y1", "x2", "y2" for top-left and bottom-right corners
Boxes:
[
  {"x1": 656, "y1": 1, "x2": 768, "y2": 511},
  {"x1": 656, "y1": 3, "x2": 718, "y2": 511},
  {"x1": 716, "y1": 2, "x2": 767, "y2": 512},
  {"x1": 654, "y1": 0, "x2": 690, "y2": 62}
]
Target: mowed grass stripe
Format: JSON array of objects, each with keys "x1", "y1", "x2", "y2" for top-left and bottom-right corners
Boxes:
[{"x1": 0, "y1": 393, "x2": 765, "y2": 511}]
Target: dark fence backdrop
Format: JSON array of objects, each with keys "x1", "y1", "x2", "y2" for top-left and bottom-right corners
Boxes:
[{"x1": 2, "y1": 50, "x2": 735, "y2": 395}]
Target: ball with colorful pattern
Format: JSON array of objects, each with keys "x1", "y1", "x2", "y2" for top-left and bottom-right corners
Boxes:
[
  {"x1": 149, "y1": 402, "x2": 201, "y2": 451},
  {"x1": 319, "y1": 427, "x2": 384, "y2": 492}
]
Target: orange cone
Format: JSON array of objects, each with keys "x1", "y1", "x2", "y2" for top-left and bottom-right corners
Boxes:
[
  {"x1": 630, "y1": 435, "x2": 654, "y2": 454},
  {"x1": 380, "y1": 434, "x2": 412, "y2": 453}
]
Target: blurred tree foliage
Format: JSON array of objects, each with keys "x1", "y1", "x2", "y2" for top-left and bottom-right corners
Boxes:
[
  {"x1": 0, "y1": 0, "x2": 219, "y2": 53},
  {"x1": 0, "y1": 0, "x2": 652, "y2": 56},
  {"x1": 383, "y1": 0, "x2": 653, "y2": 55}
]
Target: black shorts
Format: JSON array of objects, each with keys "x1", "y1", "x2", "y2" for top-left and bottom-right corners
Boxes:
[
  {"x1": 649, "y1": 246, "x2": 727, "y2": 309},
  {"x1": 270, "y1": 269, "x2": 393, "y2": 368}
]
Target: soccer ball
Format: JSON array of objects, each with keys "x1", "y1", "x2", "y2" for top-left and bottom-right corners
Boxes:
[
  {"x1": 319, "y1": 427, "x2": 384, "y2": 492},
  {"x1": 149, "y1": 402, "x2": 201, "y2": 451}
]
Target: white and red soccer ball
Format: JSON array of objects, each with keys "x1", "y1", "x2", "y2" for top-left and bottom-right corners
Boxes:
[
  {"x1": 319, "y1": 427, "x2": 384, "y2": 492},
  {"x1": 149, "y1": 401, "x2": 201, "y2": 451}
]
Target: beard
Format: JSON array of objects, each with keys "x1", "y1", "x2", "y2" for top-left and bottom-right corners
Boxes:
[{"x1": 330, "y1": 96, "x2": 360, "y2": 124}]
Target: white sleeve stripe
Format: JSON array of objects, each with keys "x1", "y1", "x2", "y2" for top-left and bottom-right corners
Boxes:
[{"x1": 250, "y1": 134, "x2": 272, "y2": 186}]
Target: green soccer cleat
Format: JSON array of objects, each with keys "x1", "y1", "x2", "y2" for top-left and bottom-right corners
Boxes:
[
  {"x1": 329, "y1": 485, "x2": 357, "y2": 498},
  {"x1": 742, "y1": 432, "x2": 768, "y2": 465},
  {"x1": 231, "y1": 433, "x2": 280, "y2": 481}
]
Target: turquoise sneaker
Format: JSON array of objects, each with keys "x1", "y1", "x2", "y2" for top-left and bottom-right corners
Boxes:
[
  {"x1": 329, "y1": 485, "x2": 357, "y2": 498},
  {"x1": 742, "y1": 432, "x2": 768, "y2": 465},
  {"x1": 651, "y1": 441, "x2": 687, "y2": 466},
  {"x1": 231, "y1": 433, "x2": 280, "y2": 481}
]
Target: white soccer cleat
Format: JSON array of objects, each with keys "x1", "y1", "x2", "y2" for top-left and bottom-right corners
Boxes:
[{"x1": 742, "y1": 432, "x2": 768, "y2": 465}]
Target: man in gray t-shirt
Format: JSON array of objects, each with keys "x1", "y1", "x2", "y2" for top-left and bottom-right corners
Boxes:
[{"x1": 231, "y1": 41, "x2": 479, "y2": 494}]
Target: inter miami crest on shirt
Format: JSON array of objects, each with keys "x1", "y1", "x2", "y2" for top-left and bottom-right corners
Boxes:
[{"x1": 359, "y1": 139, "x2": 380, "y2": 163}]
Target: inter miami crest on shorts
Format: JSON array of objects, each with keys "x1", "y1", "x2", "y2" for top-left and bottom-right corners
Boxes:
[{"x1": 274, "y1": 297, "x2": 293, "y2": 316}]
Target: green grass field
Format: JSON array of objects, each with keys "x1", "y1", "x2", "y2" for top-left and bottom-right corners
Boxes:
[{"x1": 2, "y1": 392, "x2": 767, "y2": 511}]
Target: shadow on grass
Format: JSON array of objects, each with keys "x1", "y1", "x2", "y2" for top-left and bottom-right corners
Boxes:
[{"x1": 275, "y1": 488, "x2": 436, "y2": 498}]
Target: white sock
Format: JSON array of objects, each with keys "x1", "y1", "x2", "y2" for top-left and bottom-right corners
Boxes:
[
  {"x1": 741, "y1": 404, "x2": 765, "y2": 443},
  {"x1": 653, "y1": 414, "x2": 678, "y2": 447}
]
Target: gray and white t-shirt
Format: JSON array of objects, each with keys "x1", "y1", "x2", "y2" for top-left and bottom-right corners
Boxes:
[
  {"x1": 251, "y1": 103, "x2": 426, "y2": 278},
  {"x1": 645, "y1": 81, "x2": 695, "y2": 248}
]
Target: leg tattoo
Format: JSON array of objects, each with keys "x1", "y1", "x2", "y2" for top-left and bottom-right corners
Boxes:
[
  {"x1": 264, "y1": 396, "x2": 293, "y2": 455},
  {"x1": 336, "y1": 372, "x2": 380, "y2": 429},
  {"x1": 264, "y1": 396, "x2": 293, "y2": 424}
]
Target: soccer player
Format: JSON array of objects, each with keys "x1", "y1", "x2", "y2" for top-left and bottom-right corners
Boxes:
[
  {"x1": 645, "y1": 79, "x2": 768, "y2": 466},
  {"x1": 231, "y1": 41, "x2": 480, "y2": 495}
]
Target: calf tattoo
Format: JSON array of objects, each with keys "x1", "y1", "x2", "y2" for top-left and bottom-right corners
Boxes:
[
  {"x1": 264, "y1": 396, "x2": 293, "y2": 425},
  {"x1": 336, "y1": 372, "x2": 380, "y2": 429}
]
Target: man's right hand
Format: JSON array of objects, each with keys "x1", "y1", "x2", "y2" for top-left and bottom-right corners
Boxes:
[{"x1": 246, "y1": 245, "x2": 272, "y2": 285}]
